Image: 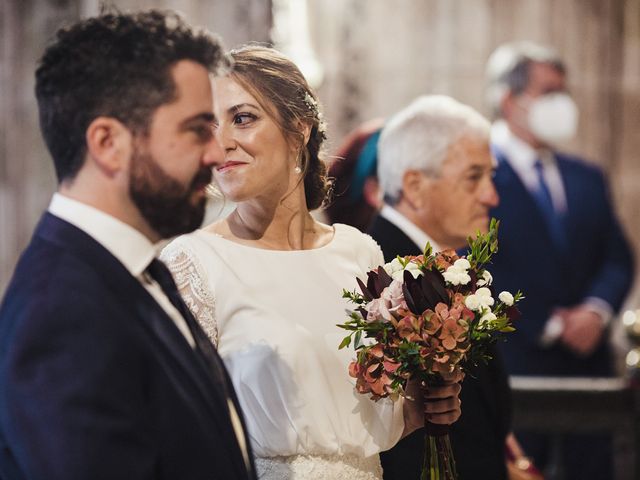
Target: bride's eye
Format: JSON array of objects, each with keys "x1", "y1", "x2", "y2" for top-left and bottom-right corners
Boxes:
[{"x1": 233, "y1": 112, "x2": 257, "y2": 126}]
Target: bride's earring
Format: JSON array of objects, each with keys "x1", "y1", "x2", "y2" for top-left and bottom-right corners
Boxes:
[{"x1": 294, "y1": 151, "x2": 303, "y2": 174}]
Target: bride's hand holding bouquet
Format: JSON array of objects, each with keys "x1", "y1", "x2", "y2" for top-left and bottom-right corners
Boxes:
[{"x1": 401, "y1": 372, "x2": 463, "y2": 439}]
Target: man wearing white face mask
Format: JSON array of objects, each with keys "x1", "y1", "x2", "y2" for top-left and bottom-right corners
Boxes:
[{"x1": 485, "y1": 41, "x2": 634, "y2": 479}]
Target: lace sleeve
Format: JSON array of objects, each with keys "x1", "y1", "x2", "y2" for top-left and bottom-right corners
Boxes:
[{"x1": 161, "y1": 243, "x2": 219, "y2": 347}]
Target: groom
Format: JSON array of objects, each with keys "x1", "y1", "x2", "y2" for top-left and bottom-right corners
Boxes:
[{"x1": 0, "y1": 10, "x2": 255, "y2": 480}]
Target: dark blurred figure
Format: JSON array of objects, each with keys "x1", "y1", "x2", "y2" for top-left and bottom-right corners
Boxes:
[
  {"x1": 325, "y1": 118, "x2": 384, "y2": 231},
  {"x1": 486, "y1": 41, "x2": 635, "y2": 480}
]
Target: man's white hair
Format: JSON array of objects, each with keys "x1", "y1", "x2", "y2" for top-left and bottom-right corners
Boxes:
[{"x1": 377, "y1": 95, "x2": 490, "y2": 204}]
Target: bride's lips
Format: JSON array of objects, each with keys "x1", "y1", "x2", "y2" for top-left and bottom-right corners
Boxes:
[{"x1": 216, "y1": 161, "x2": 248, "y2": 173}]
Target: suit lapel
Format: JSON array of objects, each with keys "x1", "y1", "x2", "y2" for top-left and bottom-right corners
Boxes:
[
  {"x1": 36, "y1": 213, "x2": 252, "y2": 477},
  {"x1": 555, "y1": 156, "x2": 582, "y2": 248},
  {"x1": 368, "y1": 215, "x2": 421, "y2": 263}
]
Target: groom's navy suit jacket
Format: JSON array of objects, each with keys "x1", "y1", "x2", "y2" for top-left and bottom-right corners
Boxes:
[
  {"x1": 0, "y1": 213, "x2": 256, "y2": 480},
  {"x1": 369, "y1": 216, "x2": 511, "y2": 480},
  {"x1": 489, "y1": 149, "x2": 634, "y2": 377}
]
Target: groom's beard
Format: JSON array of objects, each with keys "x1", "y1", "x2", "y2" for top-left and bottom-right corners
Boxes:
[{"x1": 129, "y1": 147, "x2": 212, "y2": 239}]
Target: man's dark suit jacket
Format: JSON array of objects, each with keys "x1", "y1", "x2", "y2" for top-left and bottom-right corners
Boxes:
[
  {"x1": 490, "y1": 149, "x2": 634, "y2": 376},
  {"x1": 369, "y1": 215, "x2": 511, "y2": 480},
  {"x1": 0, "y1": 213, "x2": 255, "y2": 480}
]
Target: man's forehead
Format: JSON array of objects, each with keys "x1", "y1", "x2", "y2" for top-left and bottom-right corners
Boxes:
[
  {"x1": 441, "y1": 138, "x2": 492, "y2": 172},
  {"x1": 529, "y1": 62, "x2": 566, "y2": 88}
]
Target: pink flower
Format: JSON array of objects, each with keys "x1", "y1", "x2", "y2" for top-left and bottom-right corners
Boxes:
[
  {"x1": 370, "y1": 344, "x2": 384, "y2": 358},
  {"x1": 397, "y1": 313, "x2": 423, "y2": 342},
  {"x1": 433, "y1": 249, "x2": 460, "y2": 270},
  {"x1": 439, "y1": 317, "x2": 467, "y2": 350},
  {"x1": 451, "y1": 292, "x2": 466, "y2": 308},
  {"x1": 382, "y1": 279, "x2": 406, "y2": 309},
  {"x1": 432, "y1": 302, "x2": 469, "y2": 351},
  {"x1": 421, "y1": 310, "x2": 441, "y2": 336},
  {"x1": 365, "y1": 298, "x2": 387, "y2": 323},
  {"x1": 365, "y1": 280, "x2": 407, "y2": 323},
  {"x1": 349, "y1": 344, "x2": 401, "y2": 398},
  {"x1": 384, "y1": 359, "x2": 402, "y2": 373},
  {"x1": 369, "y1": 371, "x2": 393, "y2": 396}
]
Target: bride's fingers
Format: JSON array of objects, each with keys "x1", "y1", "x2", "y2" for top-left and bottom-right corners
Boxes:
[
  {"x1": 424, "y1": 396, "x2": 462, "y2": 424},
  {"x1": 424, "y1": 395, "x2": 461, "y2": 414},
  {"x1": 426, "y1": 407, "x2": 461, "y2": 425},
  {"x1": 438, "y1": 369, "x2": 465, "y2": 384},
  {"x1": 422, "y1": 381, "x2": 461, "y2": 400}
]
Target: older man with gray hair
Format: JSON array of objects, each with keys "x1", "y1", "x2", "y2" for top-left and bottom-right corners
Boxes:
[
  {"x1": 369, "y1": 95, "x2": 513, "y2": 480},
  {"x1": 373, "y1": 95, "x2": 498, "y2": 253}
]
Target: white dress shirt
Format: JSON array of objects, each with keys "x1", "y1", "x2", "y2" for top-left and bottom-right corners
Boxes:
[
  {"x1": 380, "y1": 204, "x2": 441, "y2": 252},
  {"x1": 491, "y1": 119, "x2": 568, "y2": 214},
  {"x1": 48, "y1": 193, "x2": 195, "y2": 347}
]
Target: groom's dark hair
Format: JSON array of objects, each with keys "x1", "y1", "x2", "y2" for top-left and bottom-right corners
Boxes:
[{"x1": 35, "y1": 9, "x2": 228, "y2": 182}]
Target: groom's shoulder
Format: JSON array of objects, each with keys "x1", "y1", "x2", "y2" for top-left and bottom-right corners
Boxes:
[{"x1": 1, "y1": 234, "x2": 130, "y2": 339}]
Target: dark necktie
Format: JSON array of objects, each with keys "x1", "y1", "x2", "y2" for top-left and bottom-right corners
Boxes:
[
  {"x1": 145, "y1": 258, "x2": 229, "y2": 385},
  {"x1": 146, "y1": 258, "x2": 251, "y2": 473},
  {"x1": 532, "y1": 159, "x2": 567, "y2": 251}
]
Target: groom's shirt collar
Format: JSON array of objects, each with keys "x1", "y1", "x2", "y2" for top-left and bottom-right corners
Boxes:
[{"x1": 48, "y1": 193, "x2": 158, "y2": 276}]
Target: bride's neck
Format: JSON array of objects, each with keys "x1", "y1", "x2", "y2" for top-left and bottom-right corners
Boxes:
[{"x1": 226, "y1": 194, "x2": 316, "y2": 250}]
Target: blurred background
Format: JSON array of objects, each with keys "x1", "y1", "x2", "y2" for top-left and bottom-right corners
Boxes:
[
  {"x1": 1, "y1": 1, "x2": 640, "y2": 477},
  {"x1": 1, "y1": 0, "x2": 639, "y2": 329}
]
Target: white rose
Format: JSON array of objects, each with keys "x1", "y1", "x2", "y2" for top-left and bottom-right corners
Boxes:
[
  {"x1": 443, "y1": 264, "x2": 471, "y2": 286},
  {"x1": 383, "y1": 258, "x2": 403, "y2": 277},
  {"x1": 465, "y1": 294, "x2": 481, "y2": 311},
  {"x1": 404, "y1": 262, "x2": 422, "y2": 279},
  {"x1": 391, "y1": 270, "x2": 404, "y2": 281},
  {"x1": 453, "y1": 258, "x2": 471, "y2": 270},
  {"x1": 476, "y1": 270, "x2": 493, "y2": 287},
  {"x1": 498, "y1": 291, "x2": 514, "y2": 306},
  {"x1": 479, "y1": 311, "x2": 497, "y2": 327},
  {"x1": 475, "y1": 287, "x2": 495, "y2": 308},
  {"x1": 443, "y1": 269, "x2": 471, "y2": 286},
  {"x1": 384, "y1": 258, "x2": 421, "y2": 281}
]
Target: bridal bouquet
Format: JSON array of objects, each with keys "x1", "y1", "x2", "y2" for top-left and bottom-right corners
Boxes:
[{"x1": 338, "y1": 220, "x2": 522, "y2": 480}]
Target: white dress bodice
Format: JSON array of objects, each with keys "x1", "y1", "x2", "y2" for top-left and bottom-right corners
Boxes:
[{"x1": 162, "y1": 224, "x2": 404, "y2": 478}]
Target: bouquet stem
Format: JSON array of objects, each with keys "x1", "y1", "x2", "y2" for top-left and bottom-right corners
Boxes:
[
  {"x1": 419, "y1": 379, "x2": 458, "y2": 480},
  {"x1": 421, "y1": 424, "x2": 457, "y2": 480}
]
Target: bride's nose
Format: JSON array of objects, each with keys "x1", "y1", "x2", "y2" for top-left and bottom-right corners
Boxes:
[
  {"x1": 203, "y1": 135, "x2": 225, "y2": 167},
  {"x1": 215, "y1": 121, "x2": 237, "y2": 154}
]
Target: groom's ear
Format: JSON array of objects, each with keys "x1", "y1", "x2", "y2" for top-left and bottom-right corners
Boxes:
[{"x1": 85, "y1": 117, "x2": 133, "y2": 176}]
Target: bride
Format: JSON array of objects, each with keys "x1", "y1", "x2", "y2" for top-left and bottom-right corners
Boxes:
[{"x1": 162, "y1": 45, "x2": 461, "y2": 479}]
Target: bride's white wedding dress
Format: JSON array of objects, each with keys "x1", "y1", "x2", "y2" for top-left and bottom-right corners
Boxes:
[{"x1": 161, "y1": 224, "x2": 404, "y2": 480}]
